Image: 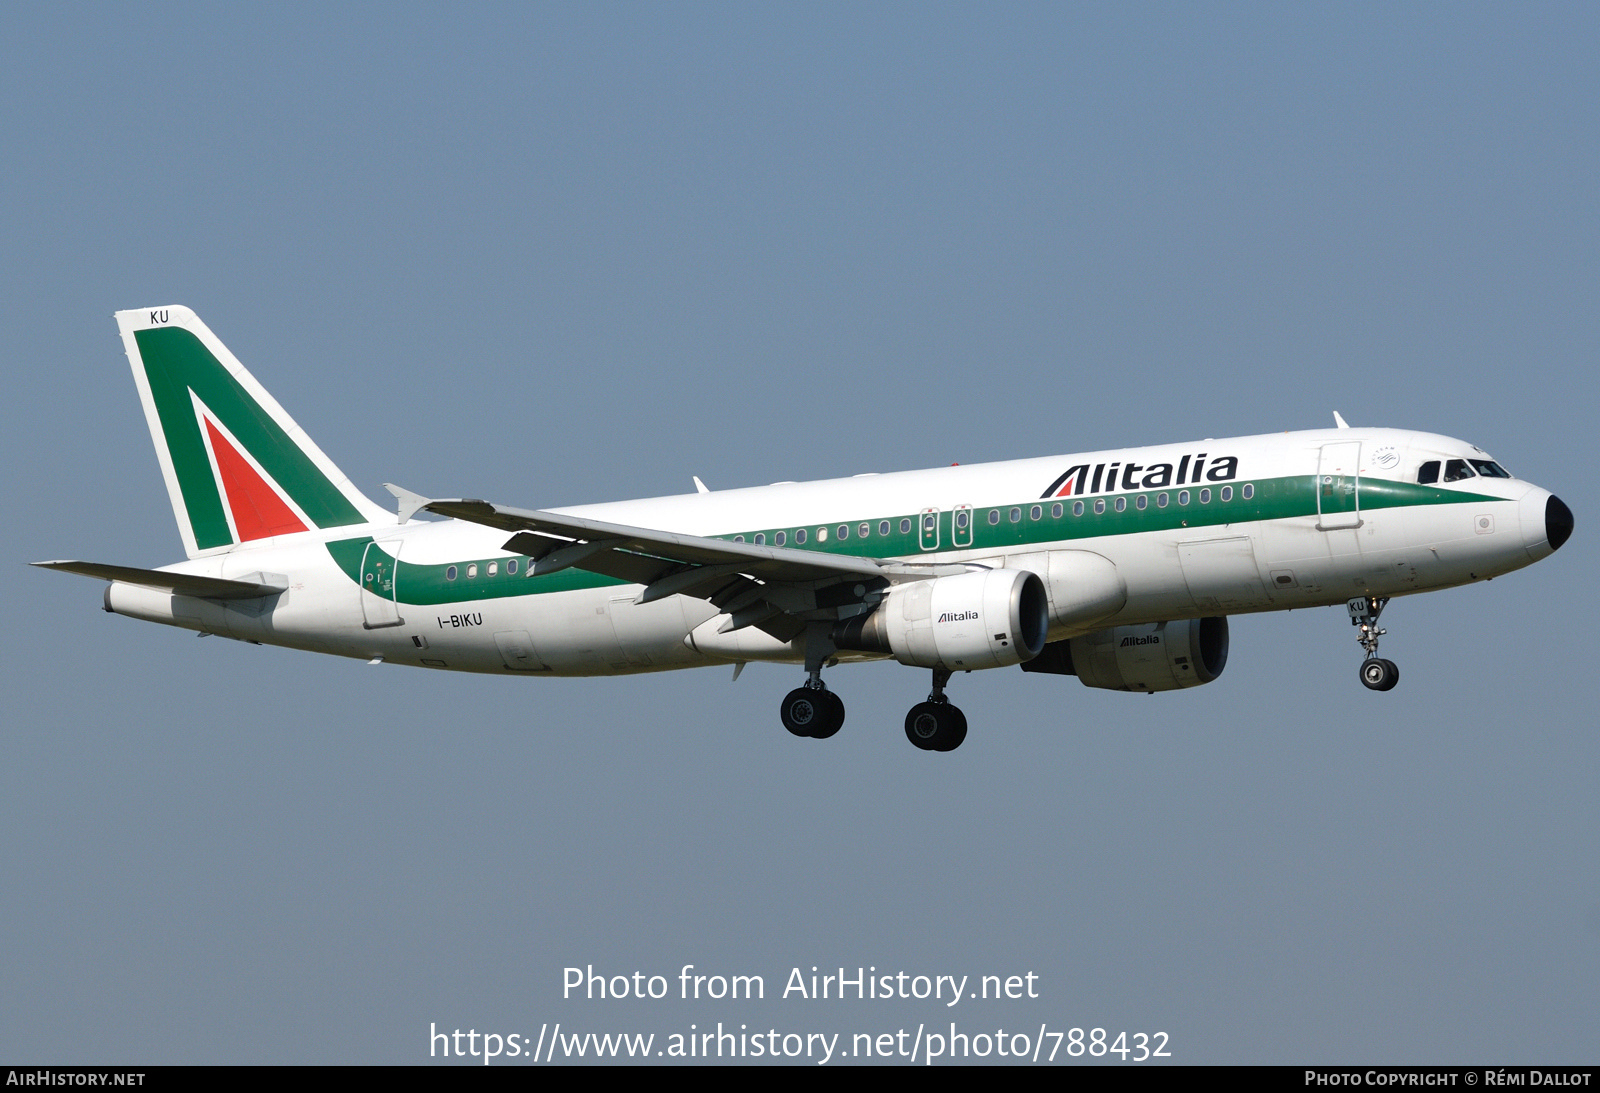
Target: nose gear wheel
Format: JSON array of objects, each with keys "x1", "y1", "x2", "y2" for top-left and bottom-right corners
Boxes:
[
  {"x1": 1360, "y1": 658, "x2": 1399, "y2": 691},
  {"x1": 1348, "y1": 596, "x2": 1400, "y2": 692}
]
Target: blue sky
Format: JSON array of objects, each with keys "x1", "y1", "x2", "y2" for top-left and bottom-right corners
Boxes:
[{"x1": 3, "y1": 4, "x2": 1596, "y2": 1063}]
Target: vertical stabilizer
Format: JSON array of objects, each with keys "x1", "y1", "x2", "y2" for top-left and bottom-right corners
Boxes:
[{"x1": 115, "y1": 306, "x2": 391, "y2": 558}]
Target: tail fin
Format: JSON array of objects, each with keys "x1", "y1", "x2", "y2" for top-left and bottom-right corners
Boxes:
[{"x1": 116, "y1": 306, "x2": 391, "y2": 558}]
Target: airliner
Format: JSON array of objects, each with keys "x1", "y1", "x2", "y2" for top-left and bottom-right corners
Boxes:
[{"x1": 36, "y1": 307, "x2": 1574, "y2": 752}]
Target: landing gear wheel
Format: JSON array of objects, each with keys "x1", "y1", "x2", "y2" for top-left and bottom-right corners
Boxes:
[
  {"x1": 935, "y1": 706, "x2": 968, "y2": 752},
  {"x1": 809, "y1": 689, "x2": 845, "y2": 739},
  {"x1": 905, "y1": 701, "x2": 968, "y2": 752},
  {"x1": 1359, "y1": 658, "x2": 1399, "y2": 692},
  {"x1": 781, "y1": 687, "x2": 845, "y2": 738}
]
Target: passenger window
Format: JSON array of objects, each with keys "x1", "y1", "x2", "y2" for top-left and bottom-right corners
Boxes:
[
  {"x1": 859, "y1": 523, "x2": 871, "y2": 538},
  {"x1": 1178, "y1": 491, "x2": 1189, "y2": 506},
  {"x1": 1113, "y1": 497, "x2": 1126, "y2": 512},
  {"x1": 507, "y1": 559, "x2": 518, "y2": 574},
  {"x1": 1009, "y1": 507, "x2": 1021, "y2": 523},
  {"x1": 1199, "y1": 488, "x2": 1210, "y2": 504},
  {"x1": 446, "y1": 565, "x2": 457, "y2": 581},
  {"x1": 837, "y1": 524, "x2": 848, "y2": 539},
  {"x1": 1242, "y1": 484, "x2": 1255, "y2": 500},
  {"x1": 1220, "y1": 486, "x2": 1233, "y2": 501},
  {"x1": 1072, "y1": 501, "x2": 1084, "y2": 516},
  {"x1": 775, "y1": 531, "x2": 787, "y2": 546},
  {"x1": 1030, "y1": 505, "x2": 1042, "y2": 521},
  {"x1": 1157, "y1": 493, "x2": 1168, "y2": 508},
  {"x1": 1443, "y1": 459, "x2": 1475, "y2": 482},
  {"x1": 795, "y1": 528, "x2": 807, "y2": 544},
  {"x1": 1052, "y1": 503, "x2": 1063, "y2": 518},
  {"x1": 899, "y1": 518, "x2": 911, "y2": 535},
  {"x1": 754, "y1": 533, "x2": 765, "y2": 545},
  {"x1": 734, "y1": 534, "x2": 745, "y2": 542},
  {"x1": 954, "y1": 512, "x2": 968, "y2": 530},
  {"x1": 1135, "y1": 495, "x2": 1147, "y2": 510},
  {"x1": 488, "y1": 562, "x2": 498, "y2": 576},
  {"x1": 467, "y1": 563, "x2": 478, "y2": 578},
  {"x1": 882, "y1": 521, "x2": 893, "y2": 536},
  {"x1": 1417, "y1": 461, "x2": 1440, "y2": 485},
  {"x1": 1094, "y1": 499, "x2": 1106, "y2": 515},
  {"x1": 988, "y1": 510, "x2": 1000, "y2": 525}
]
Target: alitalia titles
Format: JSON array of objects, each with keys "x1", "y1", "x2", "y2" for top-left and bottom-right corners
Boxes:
[
  {"x1": 1041, "y1": 451, "x2": 1239, "y2": 499},
  {"x1": 937, "y1": 611, "x2": 979, "y2": 624}
]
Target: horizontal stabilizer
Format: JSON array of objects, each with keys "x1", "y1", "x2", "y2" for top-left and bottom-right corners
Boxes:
[{"x1": 31, "y1": 560, "x2": 287, "y2": 600}]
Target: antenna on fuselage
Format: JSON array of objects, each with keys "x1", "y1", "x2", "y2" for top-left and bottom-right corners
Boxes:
[{"x1": 1333, "y1": 411, "x2": 1351, "y2": 429}]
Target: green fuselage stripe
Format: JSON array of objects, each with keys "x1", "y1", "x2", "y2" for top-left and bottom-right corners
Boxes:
[{"x1": 326, "y1": 475, "x2": 1498, "y2": 608}]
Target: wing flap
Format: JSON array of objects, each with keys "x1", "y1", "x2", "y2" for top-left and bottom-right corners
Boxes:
[{"x1": 428, "y1": 497, "x2": 896, "y2": 637}]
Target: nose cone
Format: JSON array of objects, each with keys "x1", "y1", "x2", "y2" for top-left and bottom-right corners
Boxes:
[
  {"x1": 1546, "y1": 495, "x2": 1574, "y2": 552},
  {"x1": 1519, "y1": 488, "x2": 1574, "y2": 561}
]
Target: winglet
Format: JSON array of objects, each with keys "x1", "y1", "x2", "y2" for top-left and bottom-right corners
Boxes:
[
  {"x1": 382, "y1": 483, "x2": 432, "y2": 524},
  {"x1": 1333, "y1": 411, "x2": 1350, "y2": 429}
]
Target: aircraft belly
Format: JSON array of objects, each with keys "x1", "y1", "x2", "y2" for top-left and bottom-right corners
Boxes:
[
  {"x1": 606, "y1": 593, "x2": 706, "y2": 670},
  {"x1": 1259, "y1": 515, "x2": 1360, "y2": 600},
  {"x1": 1177, "y1": 533, "x2": 1270, "y2": 612},
  {"x1": 1087, "y1": 531, "x2": 1239, "y2": 625},
  {"x1": 472, "y1": 588, "x2": 710, "y2": 676}
]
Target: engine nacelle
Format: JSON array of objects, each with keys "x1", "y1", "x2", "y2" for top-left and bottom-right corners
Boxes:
[
  {"x1": 835, "y1": 568, "x2": 1049, "y2": 671},
  {"x1": 1021, "y1": 616, "x2": 1229, "y2": 692}
]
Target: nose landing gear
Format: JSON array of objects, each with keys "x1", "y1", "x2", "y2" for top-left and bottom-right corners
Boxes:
[{"x1": 1349, "y1": 596, "x2": 1400, "y2": 692}]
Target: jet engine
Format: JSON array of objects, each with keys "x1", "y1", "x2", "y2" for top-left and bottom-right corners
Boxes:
[
  {"x1": 834, "y1": 568, "x2": 1049, "y2": 671},
  {"x1": 1021, "y1": 616, "x2": 1229, "y2": 692}
]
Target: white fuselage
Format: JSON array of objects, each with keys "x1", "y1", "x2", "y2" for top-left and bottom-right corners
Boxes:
[{"x1": 106, "y1": 427, "x2": 1560, "y2": 677}]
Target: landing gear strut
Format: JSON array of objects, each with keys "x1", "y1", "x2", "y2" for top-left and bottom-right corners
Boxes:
[
  {"x1": 781, "y1": 622, "x2": 846, "y2": 739},
  {"x1": 1349, "y1": 596, "x2": 1399, "y2": 692},
  {"x1": 905, "y1": 668, "x2": 968, "y2": 752}
]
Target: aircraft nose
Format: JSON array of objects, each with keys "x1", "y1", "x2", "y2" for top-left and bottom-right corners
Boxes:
[
  {"x1": 1519, "y1": 488, "x2": 1573, "y2": 560},
  {"x1": 1546, "y1": 495, "x2": 1574, "y2": 552}
]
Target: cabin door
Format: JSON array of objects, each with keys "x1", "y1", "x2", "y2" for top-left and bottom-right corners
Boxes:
[
  {"x1": 1316, "y1": 442, "x2": 1363, "y2": 530},
  {"x1": 359, "y1": 539, "x2": 405, "y2": 629}
]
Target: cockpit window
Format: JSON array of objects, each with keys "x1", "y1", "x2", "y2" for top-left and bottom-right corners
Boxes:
[
  {"x1": 1469, "y1": 459, "x2": 1512, "y2": 479},
  {"x1": 1417, "y1": 461, "x2": 1440, "y2": 485},
  {"x1": 1443, "y1": 459, "x2": 1476, "y2": 483}
]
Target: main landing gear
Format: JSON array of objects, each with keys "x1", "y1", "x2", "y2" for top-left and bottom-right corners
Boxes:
[
  {"x1": 780, "y1": 681, "x2": 845, "y2": 739},
  {"x1": 781, "y1": 622, "x2": 846, "y2": 739},
  {"x1": 1349, "y1": 596, "x2": 1400, "y2": 692},
  {"x1": 777, "y1": 646, "x2": 970, "y2": 751},
  {"x1": 904, "y1": 669, "x2": 968, "y2": 753}
]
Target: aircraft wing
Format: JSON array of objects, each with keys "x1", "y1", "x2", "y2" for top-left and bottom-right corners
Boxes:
[{"x1": 424, "y1": 498, "x2": 943, "y2": 641}]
